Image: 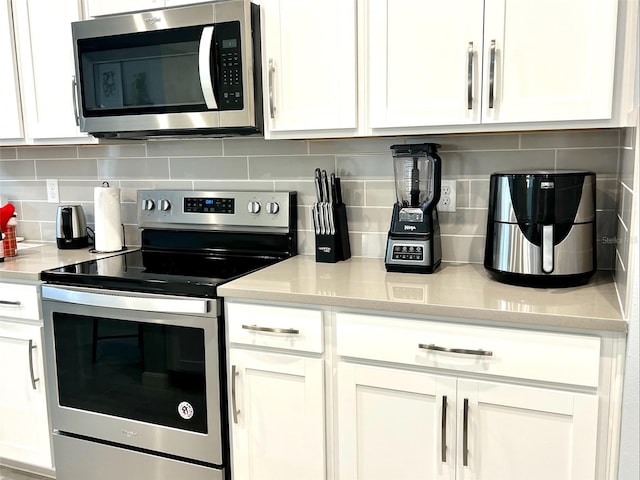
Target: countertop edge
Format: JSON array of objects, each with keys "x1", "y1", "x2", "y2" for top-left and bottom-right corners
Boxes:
[{"x1": 217, "y1": 286, "x2": 628, "y2": 333}]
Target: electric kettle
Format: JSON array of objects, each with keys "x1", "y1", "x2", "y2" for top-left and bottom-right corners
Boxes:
[{"x1": 56, "y1": 205, "x2": 89, "y2": 249}]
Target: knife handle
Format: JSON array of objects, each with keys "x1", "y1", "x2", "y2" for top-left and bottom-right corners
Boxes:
[{"x1": 334, "y1": 177, "x2": 343, "y2": 205}]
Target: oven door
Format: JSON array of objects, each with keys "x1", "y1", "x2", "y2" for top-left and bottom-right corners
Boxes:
[
  {"x1": 41, "y1": 285, "x2": 225, "y2": 466},
  {"x1": 72, "y1": 0, "x2": 258, "y2": 136}
]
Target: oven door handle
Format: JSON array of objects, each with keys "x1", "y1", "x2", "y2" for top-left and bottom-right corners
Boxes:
[{"x1": 41, "y1": 285, "x2": 211, "y2": 315}]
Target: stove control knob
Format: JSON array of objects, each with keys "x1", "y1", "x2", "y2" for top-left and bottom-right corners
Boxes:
[
  {"x1": 247, "y1": 201, "x2": 261, "y2": 214},
  {"x1": 142, "y1": 199, "x2": 155, "y2": 211},
  {"x1": 266, "y1": 202, "x2": 280, "y2": 214},
  {"x1": 159, "y1": 199, "x2": 171, "y2": 211}
]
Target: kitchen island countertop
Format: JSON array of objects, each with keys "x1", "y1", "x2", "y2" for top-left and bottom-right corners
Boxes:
[{"x1": 218, "y1": 255, "x2": 626, "y2": 333}]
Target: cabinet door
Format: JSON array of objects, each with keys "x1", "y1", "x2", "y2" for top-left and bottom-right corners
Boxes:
[
  {"x1": 457, "y1": 379, "x2": 598, "y2": 480},
  {"x1": 12, "y1": 0, "x2": 93, "y2": 141},
  {"x1": 230, "y1": 349, "x2": 325, "y2": 480},
  {"x1": 0, "y1": 321, "x2": 52, "y2": 469},
  {"x1": 367, "y1": 0, "x2": 484, "y2": 129},
  {"x1": 482, "y1": 0, "x2": 618, "y2": 123},
  {"x1": 338, "y1": 362, "x2": 457, "y2": 480},
  {"x1": 261, "y1": 0, "x2": 357, "y2": 137},
  {"x1": 87, "y1": 0, "x2": 165, "y2": 17},
  {"x1": 0, "y1": 0, "x2": 23, "y2": 140}
]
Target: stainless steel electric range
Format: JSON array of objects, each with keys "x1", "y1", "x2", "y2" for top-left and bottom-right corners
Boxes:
[{"x1": 40, "y1": 190, "x2": 297, "y2": 480}]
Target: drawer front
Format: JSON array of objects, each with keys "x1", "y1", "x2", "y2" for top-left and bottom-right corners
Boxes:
[
  {"x1": 227, "y1": 302, "x2": 323, "y2": 353},
  {"x1": 0, "y1": 282, "x2": 40, "y2": 321},
  {"x1": 336, "y1": 312, "x2": 601, "y2": 388}
]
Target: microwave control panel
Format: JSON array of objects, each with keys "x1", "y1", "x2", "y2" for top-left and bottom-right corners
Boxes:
[{"x1": 217, "y1": 21, "x2": 243, "y2": 110}]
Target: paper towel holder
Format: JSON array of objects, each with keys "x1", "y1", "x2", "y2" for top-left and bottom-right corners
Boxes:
[
  {"x1": 89, "y1": 223, "x2": 127, "y2": 254},
  {"x1": 90, "y1": 181, "x2": 128, "y2": 254}
]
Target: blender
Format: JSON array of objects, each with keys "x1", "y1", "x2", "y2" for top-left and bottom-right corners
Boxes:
[{"x1": 385, "y1": 143, "x2": 442, "y2": 273}]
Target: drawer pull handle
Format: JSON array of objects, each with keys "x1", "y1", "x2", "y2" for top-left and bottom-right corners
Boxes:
[
  {"x1": 242, "y1": 324, "x2": 300, "y2": 335},
  {"x1": 231, "y1": 365, "x2": 239, "y2": 424},
  {"x1": 418, "y1": 343, "x2": 493, "y2": 357},
  {"x1": 441, "y1": 395, "x2": 448, "y2": 462},
  {"x1": 28, "y1": 340, "x2": 40, "y2": 390},
  {"x1": 0, "y1": 300, "x2": 22, "y2": 306},
  {"x1": 463, "y1": 398, "x2": 470, "y2": 466}
]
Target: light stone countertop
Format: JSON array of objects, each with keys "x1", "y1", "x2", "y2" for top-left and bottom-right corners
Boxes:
[
  {"x1": 218, "y1": 255, "x2": 626, "y2": 333},
  {"x1": 0, "y1": 242, "x2": 123, "y2": 282}
]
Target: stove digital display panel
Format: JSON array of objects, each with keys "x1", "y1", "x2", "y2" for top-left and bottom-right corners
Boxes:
[{"x1": 184, "y1": 197, "x2": 235, "y2": 214}]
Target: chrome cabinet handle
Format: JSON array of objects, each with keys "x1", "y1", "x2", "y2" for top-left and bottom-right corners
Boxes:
[
  {"x1": 231, "y1": 365, "x2": 239, "y2": 424},
  {"x1": 0, "y1": 336, "x2": 39, "y2": 389},
  {"x1": 71, "y1": 76, "x2": 80, "y2": 126},
  {"x1": 0, "y1": 300, "x2": 22, "y2": 306},
  {"x1": 463, "y1": 398, "x2": 469, "y2": 466},
  {"x1": 28, "y1": 340, "x2": 39, "y2": 390},
  {"x1": 488, "y1": 40, "x2": 496, "y2": 109},
  {"x1": 418, "y1": 343, "x2": 493, "y2": 357},
  {"x1": 268, "y1": 58, "x2": 276, "y2": 119},
  {"x1": 441, "y1": 395, "x2": 448, "y2": 462},
  {"x1": 198, "y1": 26, "x2": 219, "y2": 110},
  {"x1": 242, "y1": 324, "x2": 300, "y2": 335},
  {"x1": 467, "y1": 42, "x2": 473, "y2": 110}
]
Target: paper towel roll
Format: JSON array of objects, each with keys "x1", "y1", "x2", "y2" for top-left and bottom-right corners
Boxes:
[{"x1": 94, "y1": 186, "x2": 123, "y2": 252}]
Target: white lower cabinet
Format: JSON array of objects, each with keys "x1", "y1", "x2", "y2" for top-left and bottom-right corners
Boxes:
[
  {"x1": 335, "y1": 311, "x2": 601, "y2": 480},
  {"x1": 226, "y1": 301, "x2": 326, "y2": 480},
  {"x1": 0, "y1": 320, "x2": 52, "y2": 469},
  {"x1": 225, "y1": 301, "x2": 608, "y2": 480},
  {"x1": 230, "y1": 349, "x2": 325, "y2": 480},
  {"x1": 338, "y1": 362, "x2": 598, "y2": 480}
]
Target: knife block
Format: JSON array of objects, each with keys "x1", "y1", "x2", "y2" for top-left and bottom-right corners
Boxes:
[{"x1": 315, "y1": 203, "x2": 351, "y2": 263}]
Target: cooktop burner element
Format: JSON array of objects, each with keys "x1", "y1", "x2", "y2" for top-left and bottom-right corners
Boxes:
[{"x1": 41, "y1": 190, "x2": 297, "y2": 297}]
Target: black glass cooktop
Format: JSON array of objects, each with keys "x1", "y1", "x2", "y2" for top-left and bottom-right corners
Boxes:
[{"x1": 40, "y1": 249, "x2": 281, "y2": 299}]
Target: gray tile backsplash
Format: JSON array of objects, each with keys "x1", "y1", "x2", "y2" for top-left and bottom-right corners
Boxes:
[{"x1": 0, "y1": 129, "x2": 625, "y2": 272}]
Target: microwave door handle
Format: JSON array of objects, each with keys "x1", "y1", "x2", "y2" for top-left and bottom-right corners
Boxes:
[
  {"x1": 72, "y1": 75, "x2": 80, "y2": 126},
  {"x1": 198, "y1": 26, "x2": 219, "y2": 109}
]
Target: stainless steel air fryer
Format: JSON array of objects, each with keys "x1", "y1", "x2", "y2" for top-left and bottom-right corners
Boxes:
[{"x1": 484, "y1": 170, "x2": 596, "y2": 287}]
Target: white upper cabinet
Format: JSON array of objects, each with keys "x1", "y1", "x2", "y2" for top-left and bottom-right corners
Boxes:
[
  {"x1": 368, "y1": 0, "x2": 618, "y2": 132},
  {"x1": 0, "y1": 1, "x2": 22, "y2": 140},
  {"x1": 261, "y1": 0, "x2": 358, "y2": 138},
  {"x1": 11, "y1": 0, "x2": 95, "y2": 143},
  {"x1": 482, "y1": 0, "x2": 618, "y2": 124},
  {"x1": 87, "y1": 1, "x2": 220, "y2": 17},
  {"x1": 368, "y1": 0, "x2": 484, "y2": 129},
  {"x1": 87, "y1": 0, "x2": 164, "y2": 17},
  {"x1": 262, "y1": 0, "x2": 620, "y2": 138}
]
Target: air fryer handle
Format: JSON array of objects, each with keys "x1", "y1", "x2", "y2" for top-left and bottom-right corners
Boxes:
[
  {"x1": 61, "y1": 207, "x2": 72, "y2": 239},
  {"x1": 541, "y1": 225, "x2": 554, "y2": 273}
]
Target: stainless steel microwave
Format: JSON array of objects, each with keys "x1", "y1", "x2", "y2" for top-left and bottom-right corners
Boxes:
[{"x1": 71, "y1": 0, "x2": 262, "y2": 138}]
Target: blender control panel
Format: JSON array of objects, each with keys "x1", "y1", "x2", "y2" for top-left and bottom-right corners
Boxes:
[{"x1": 391, "y1": 244, "x2": 424, "y2": 261}]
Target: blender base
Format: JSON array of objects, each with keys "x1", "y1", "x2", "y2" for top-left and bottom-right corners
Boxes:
[{"x1": 384, "y1": 233, "x2": 441, "y2": 274}]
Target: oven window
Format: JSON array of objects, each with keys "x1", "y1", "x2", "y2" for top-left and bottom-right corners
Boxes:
[{"x1": 52, "y1": 313, "x2": 207, "y2": 433}]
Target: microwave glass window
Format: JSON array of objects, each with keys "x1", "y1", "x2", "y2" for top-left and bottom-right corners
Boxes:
[
  {"x1": 77, "y1": 22, "x2": 243, "y2": 117},
  {"x1": 52, "y1": 312, "x2": 208, "y2": 433}
]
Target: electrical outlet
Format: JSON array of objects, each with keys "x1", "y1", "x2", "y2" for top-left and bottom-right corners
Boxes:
[
  {"x1": 438, "y1": 180, "x2": 456, "y2": 213},
  {"x1": 46, "y1": 179, "x2": 60, "y2": 203}
]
